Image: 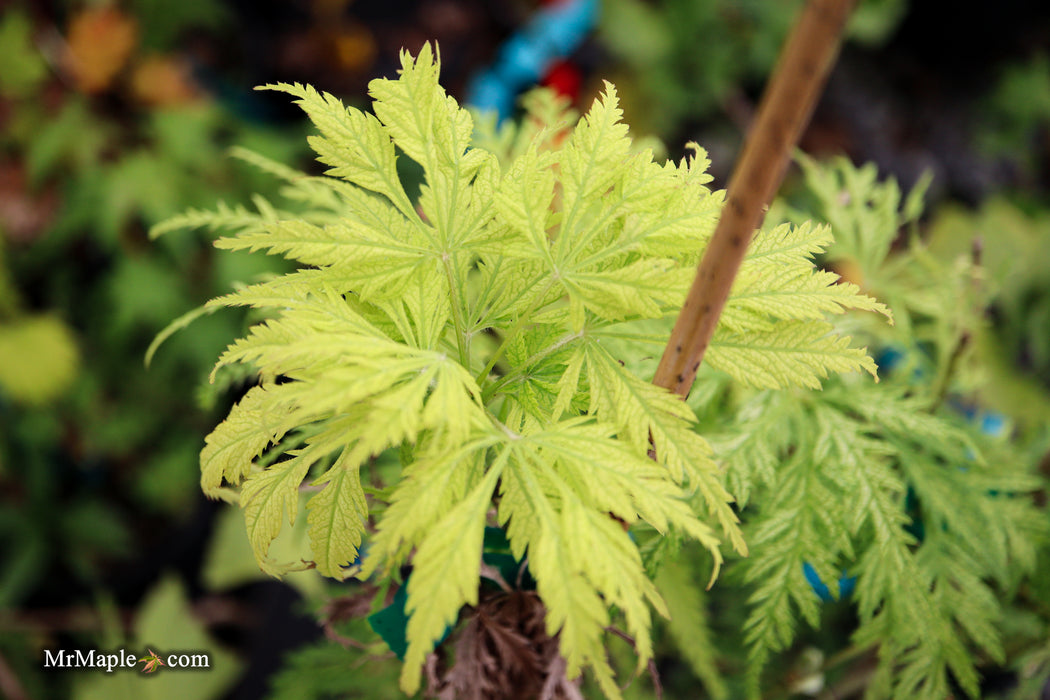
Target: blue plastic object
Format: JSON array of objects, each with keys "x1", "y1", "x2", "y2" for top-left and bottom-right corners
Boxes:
[
  {"x1": 978, "y1": 410, "x2": 1006, "y2": 437},
  {"x1": 466, "y1": 0, "x2": 599, "y2": 122},
  {"x1": 803, "y1": 563, "x2": 855, "y2": 602},
  {"x1": 874, "y1": 346, "x2": 906, "y2": 373}
]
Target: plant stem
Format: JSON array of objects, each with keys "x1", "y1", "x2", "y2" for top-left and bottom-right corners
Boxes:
[
  {"x1": 930, "y1": 240, "x2": 983, "y2": 409},
  {"x1": 930, "y1": 330, "x2": 970, "y2": 410},
  {"x1": 442, "y1": 254, "x2": 469, "y2": 366},
  {"x1": 653, "y1": 0, "x2": 857, "y2": 398},
  {"x1": 475, "y1": 278, "x2": 557, "y2": 387}
]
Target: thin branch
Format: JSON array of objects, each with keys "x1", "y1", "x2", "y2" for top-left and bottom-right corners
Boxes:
[
  {"x1": 606, "y1": 626, "x2": 663, "y2": 699},
  {"x1": 654, "y1": 0, "x2": 857, "y2": 398},
  {"x1": 605, "y1": 625, "x2": 635, "y2": 645},
  {"x1": 648, "y1": 658, "x2": 664, "y2": 700},
  {"x1": 478, "y1": 562, "x2": 513, "y2": 593},
  {"x1": 930, "y1": 330, "x2": 971, "y2": 409}
]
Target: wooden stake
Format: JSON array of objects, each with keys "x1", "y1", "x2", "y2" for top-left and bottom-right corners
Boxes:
[{"x1": 653, "y1": 0, "x2": 857, "y2": 397}]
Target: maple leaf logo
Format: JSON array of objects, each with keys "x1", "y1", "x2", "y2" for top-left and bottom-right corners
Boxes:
[{"x1": 138, "y1": 649, "x2": 165, "y2": 674}]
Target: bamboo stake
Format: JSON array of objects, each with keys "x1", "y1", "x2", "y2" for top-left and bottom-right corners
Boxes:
[{"x1": 653, "y1": 0, "x2": 857, "y2": 397}]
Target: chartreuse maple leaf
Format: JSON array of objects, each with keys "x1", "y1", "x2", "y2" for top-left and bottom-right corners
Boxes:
[{"x1": 154, "y1": 44, "x2": 887, "y2": 696}]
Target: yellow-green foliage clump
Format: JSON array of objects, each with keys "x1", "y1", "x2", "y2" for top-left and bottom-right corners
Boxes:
[{"x1": 156, "y1": 44, "x2": 891, "y2": 696}]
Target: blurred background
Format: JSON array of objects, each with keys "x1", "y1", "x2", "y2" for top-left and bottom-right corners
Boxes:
[{"x1": 0, "y1": 1, "x2": 1048, "y2": 698}]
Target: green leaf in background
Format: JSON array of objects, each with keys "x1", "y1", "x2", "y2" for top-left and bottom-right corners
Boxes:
[
  {"x1": 107, "y1": 255, "x2": 189, "y2": 336},
  {"x1": 74, "y1": 576, "x2": 238, "y2": 700},
  {"x1": 655, "y1": 553, "x2": 728, "y2": 700},
  {"x1": 925, "y1": 196, "x2": 1050, "y2": 423},
  {"x1": 202, "y1": 498, "x2": 325, "y2": 598},
  {"x1": 25, "y1": 99, "x2": 110, "y2": 186},
  {"x1": 847, "y1": 0, "x2": 910, "y2": 45},
  {"x1": 0, "y1": 314, "x2": 79, "y2": 405},
  {"x1": 126, "y1": 0, "x2": 228, "y2": 51},
  {"x1": 267, "y1": 632, "x2": 403, "y2": 700},
  {"x1": 0, "y1": 10, "x2": 48, "y2": 98},
  {"x1": 100, "y1": 151, "x2": 188, "y2": 242}
]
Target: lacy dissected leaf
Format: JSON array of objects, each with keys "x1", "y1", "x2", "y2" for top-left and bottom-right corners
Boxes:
[
  {"x1": 708, "y1": 389, "x2": 800, "y2": 506},
  {"x1": 498, "y1": 451, "x2": 619, "y2": 696},
  {"x1": 201, "y1": 285, "x2": 486, "y2": 573},
  {"x1": 149, "y1": 197, "x2": 278, "y2": 239},
  {"x1": 852, "y1": 534, "x2": 1001, "y2": 700},
  {"x1": 564, "y1": 334, "x2": 745, "y2": 554},
  {"x1": 728, "y1": 378, "x2": 1044, "y2": 699},
  {"x1": 401, "y1": 465, "x2": 505, "y2": 694},
  {"x1": 493, "y1": 143, "x2": 558, "y2": 257},
  {"x1": 258, "y1": 81, "x2": 416, "y2": 219},
  {"x1": 707, "y1": 320, "x2": 878, "y2": 390},
  {"x1": 307, "y1": 447, "x2": 368, "y2": 578},
  {"x1": 737, "y1": 393, "x2": 895, "y2": 682},
  {"x1": 655, "y1": 554, "x2": 728, "y2": 700},
  {"x1": 199, "y1": 382, "x2": 305, "y2": 494},
  {"x1": 526, "y1": 420, "x2": 721, "y2": 552},
  {"x1": 492, "y1": 421, "x2": 712, "y2": 691},
  {"x1": 214, "y1": 209, "x2": 445, "y2": 302},
  {"x1": 698, "y1": 220, "x2": 889, "y2": 389},
  {"x1": 723, "y1": 221, "x2": 891, "y2": 333},
  {"x1": 240, "y1": 449, "x2": 314, "y2": 566},
  {"x1": 369, "y1": 44, "x2": 496, "y2": 250},
  {"x1": 215, "y1": 287, "x2": 482, "y2": 439},
  {"x1": 364, "y1": 435, "x2": 497, "y2": 577},
  {"x1": 740, "y1": 414, "x2": 868, "y2": 683},
  {"x1": 795, "y1": 152, "x2": 926, "y2": 273},
  {"x1": 488, "y1": 85, "x2": 720, "y2": 331}
]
